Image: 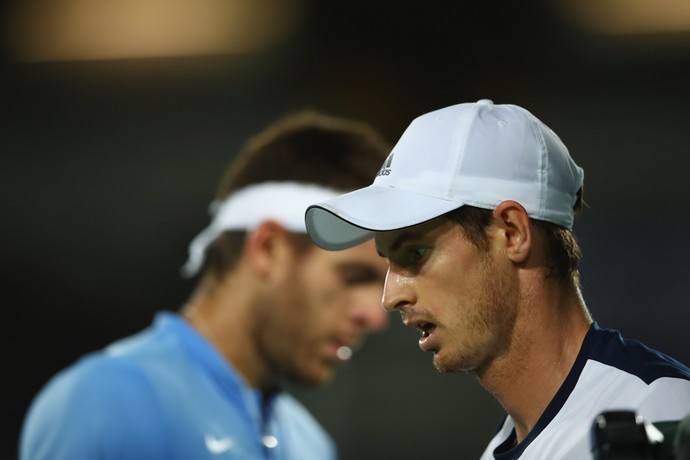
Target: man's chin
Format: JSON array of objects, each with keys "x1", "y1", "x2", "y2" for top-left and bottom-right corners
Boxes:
[
  {"x1": 432, "y1": 352, "x2": 473, "y2": 374},
  {"x1": 291, "y1": 366, "x2": 336, "y2": 388}
]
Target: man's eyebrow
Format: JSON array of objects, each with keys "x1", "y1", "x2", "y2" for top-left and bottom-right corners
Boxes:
[
  {"x1": 376, "y1": 230, "x2": 422, "y2": 258},
  {"x1": 336, "y1": 262, "x2": 386, "y2": 283}
]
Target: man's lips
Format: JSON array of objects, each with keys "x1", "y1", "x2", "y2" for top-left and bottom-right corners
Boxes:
[{"x1": 403, "y1": 319, "x2": 438, "y2": 351}]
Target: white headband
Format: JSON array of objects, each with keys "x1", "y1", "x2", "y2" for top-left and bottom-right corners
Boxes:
[{"x1": 181, "y1": 181, "x2": 341, "y2": 278}]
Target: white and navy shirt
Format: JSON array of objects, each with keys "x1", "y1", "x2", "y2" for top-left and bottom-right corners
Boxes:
[{"x1": 481, "y1": 322, "x2": 690, "y2": 460}]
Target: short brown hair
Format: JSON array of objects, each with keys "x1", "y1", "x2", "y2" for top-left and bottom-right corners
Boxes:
[
  {"x1": 445, "y1": 187, "x2": 584, "y2": 286},
  {"x1": 203, "y1": 109, "x2": 391, "y2": 277}
]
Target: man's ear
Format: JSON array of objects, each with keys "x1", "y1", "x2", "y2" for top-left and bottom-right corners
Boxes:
[
  {"x1": 244, "y1": 220, "x2": 295, "y2": 279},
  {"x1": 491, "y1": 200, "x2": 532, "y2": 263}
]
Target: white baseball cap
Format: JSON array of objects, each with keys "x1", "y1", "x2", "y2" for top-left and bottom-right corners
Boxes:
[{"x1": 305, "y1": 99, "x2": 585, "y2": 250}]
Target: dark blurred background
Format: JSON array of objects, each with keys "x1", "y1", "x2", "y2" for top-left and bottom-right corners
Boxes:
[{"x1": 3, "y1": 1, "x2": 690, "y2": 458}]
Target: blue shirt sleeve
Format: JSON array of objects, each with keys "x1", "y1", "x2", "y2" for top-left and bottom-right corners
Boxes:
[{"x1": 20, "y1": 354, "x2": 171, "y2": 460}]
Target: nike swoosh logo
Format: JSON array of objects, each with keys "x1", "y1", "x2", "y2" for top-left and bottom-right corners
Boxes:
[{"x1": 205, "y1": 435, "x2": 235, "y2": 454}]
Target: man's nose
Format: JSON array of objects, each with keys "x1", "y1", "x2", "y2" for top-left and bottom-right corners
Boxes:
[
  {"x1": 351, "y1": 284, "x2": 389, "y2": 331},
  {"x1": 382, "y1": 267, "x2": 415, "y2": 313}
]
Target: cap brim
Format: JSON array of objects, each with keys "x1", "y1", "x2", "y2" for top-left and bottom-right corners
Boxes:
[{"x1": 305, "y1": 184, "x2": 462, "y2": 250}]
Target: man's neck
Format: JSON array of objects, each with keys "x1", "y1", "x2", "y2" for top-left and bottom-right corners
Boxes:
[
  {"x1": 183, "y1": 267, "x2": 277, "y2": 389},
  {"x1": 478, "y1": 284, "x2": 592, "y2": 443}
]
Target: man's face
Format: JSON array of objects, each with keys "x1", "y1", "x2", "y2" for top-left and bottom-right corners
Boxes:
[
  {"x1": 257, "y1": 239, "x2": 388, "y2": 386},
  {"x1": 375, "y1": 217, "x2": 518, "y2": 374}
]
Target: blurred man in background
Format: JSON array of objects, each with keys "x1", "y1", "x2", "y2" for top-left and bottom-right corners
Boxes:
[
  {"x1": 21, "y1": 110, "x2": 391, "y2": 459},
  {"x1": 305, "y1": 99, "x2": 690, "y2": 459}
]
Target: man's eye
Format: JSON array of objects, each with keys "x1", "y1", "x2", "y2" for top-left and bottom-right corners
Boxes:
[
  {"x1": 338, "y1": 265, "x2": 381, "y2": 286},
  {"x1": 403, "y1": 247, "x2": 427, "y2": 265}
]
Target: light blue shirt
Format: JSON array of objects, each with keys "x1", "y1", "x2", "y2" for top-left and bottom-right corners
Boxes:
[{"x1": 20, "y1": 312, "x2": 336, "y2": 460}]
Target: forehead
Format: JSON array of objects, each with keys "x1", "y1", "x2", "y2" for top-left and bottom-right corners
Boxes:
[
  {"x1": 309, "y1": 239, "x2": 387, "y2": 270},
  {"x1": 374, "y1": 217, "x2": 451, "y2": 255}
]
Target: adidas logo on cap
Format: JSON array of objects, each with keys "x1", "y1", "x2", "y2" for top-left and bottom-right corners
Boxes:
[{"x1": 377, "y1": 152, "x2": 394, "y2": 177}]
